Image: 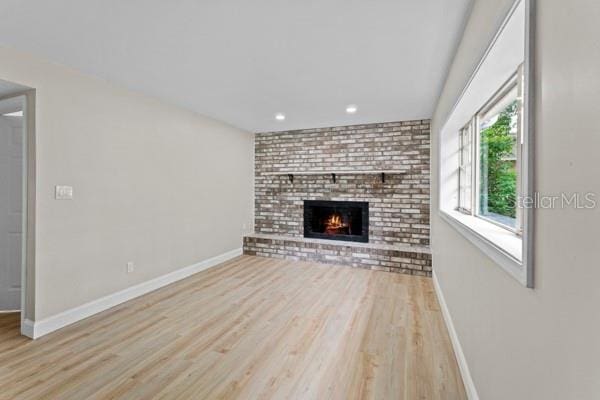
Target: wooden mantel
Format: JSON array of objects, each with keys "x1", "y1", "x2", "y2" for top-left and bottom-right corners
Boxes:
[{"x1": 262, "y1": 169, "x2": 408, "y2": 183}]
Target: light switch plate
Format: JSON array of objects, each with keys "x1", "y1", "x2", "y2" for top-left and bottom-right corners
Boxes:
[{"x1": 55, "y1": 185, "x2": 74, "y2": 200}]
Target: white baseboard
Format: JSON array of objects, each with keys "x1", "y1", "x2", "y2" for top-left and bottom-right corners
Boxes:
[
  {"x1": 432, "y1": 271, "x2": 480, "y2": 400},
  {"x1": 22, "y1": 318, "x2": 35, "y2": 338},
  {"x1": 25, "y1": 248, "x2": 243, "y2": 339}
]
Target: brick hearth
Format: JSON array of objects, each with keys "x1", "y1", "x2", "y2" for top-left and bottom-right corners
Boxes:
[{"x1": 244, "y1": 234, "x2": 432, "y2": 276}]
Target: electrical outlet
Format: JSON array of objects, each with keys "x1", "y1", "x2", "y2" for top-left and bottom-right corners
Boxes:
[{"x1": 126, "y1": 262, "x2": 135, "y2": 273}]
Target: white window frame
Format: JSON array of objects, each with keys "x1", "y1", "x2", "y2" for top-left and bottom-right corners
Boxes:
[
  {"x1": 438, "y1": 0, "x2": 535, "y2": 288},
  {"x1": 458, "y1": 121, "x2": 473, "y2": 214},
  {"x1": 463, "y1": 69, "x2": 523, "y2": 234}
]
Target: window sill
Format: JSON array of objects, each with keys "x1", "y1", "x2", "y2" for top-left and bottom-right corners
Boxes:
[{"x1": 439, "y1": 209, "x2": 527, "y2": 286}]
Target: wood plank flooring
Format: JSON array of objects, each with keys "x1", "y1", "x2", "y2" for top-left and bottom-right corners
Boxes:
[{"x1": 0, "y1": 255, "x2": 466, "y2": 400}]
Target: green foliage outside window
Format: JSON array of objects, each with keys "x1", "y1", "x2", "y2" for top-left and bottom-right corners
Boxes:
[{"x1": 480, "y1": 101, "x2": 517, "y2": 218}]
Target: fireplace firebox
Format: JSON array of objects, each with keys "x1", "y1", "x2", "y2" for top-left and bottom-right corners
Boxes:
[{"x1": 303, "y1": 200, "x2": 369, "y2": 243}]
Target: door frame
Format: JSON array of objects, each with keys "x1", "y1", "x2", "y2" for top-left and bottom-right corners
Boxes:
[{"x1": 0, "y1": 90, "x2": 36, "y2": 337}]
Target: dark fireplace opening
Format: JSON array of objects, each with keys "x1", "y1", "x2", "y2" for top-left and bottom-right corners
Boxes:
[{"x1": 304, "y1": 200, "x2": 369, "y2": 243}]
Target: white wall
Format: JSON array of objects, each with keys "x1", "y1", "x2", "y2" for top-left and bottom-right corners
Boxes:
[
  {"x1": 0, "y1": 47, "x2": 254, "y2": 322},
  {"x1": 431, "y1": 0, "x2": 600, "y2": 399}
]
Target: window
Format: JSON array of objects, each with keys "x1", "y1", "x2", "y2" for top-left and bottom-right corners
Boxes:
[
  {"x1": 457, "y1": 68, "x2": 524, "y2": 233},
  {"x1": 438, "y1": 0, "x2": 533, "y2": 287},
  {"x1": 458, "y1": 122, "x2": 473, "y2": 212},
  {"x1": 478, "y1": 70, "x2": 523, "y2": 231}
]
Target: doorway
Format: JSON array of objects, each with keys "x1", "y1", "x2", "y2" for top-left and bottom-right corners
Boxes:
[{"x1": 0, "y1": 92, "x2": 32, "y2": 337}]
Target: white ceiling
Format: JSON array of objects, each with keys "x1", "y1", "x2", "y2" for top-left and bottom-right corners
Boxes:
[{"x1": 0, "y1": 0, "x2": 472, "y2": 132}]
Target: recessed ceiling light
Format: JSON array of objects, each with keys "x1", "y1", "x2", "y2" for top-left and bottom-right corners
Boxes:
[
  {"x1": 346, "y1": 104, "x2": 358, "y2": 114},
  {"x1": 275, "y1": 113, "x2": 286, "y2": 121}
]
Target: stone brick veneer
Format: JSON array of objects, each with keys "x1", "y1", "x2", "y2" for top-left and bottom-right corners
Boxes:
[{"x1": 245, "y1": 119, "x2": 431, "y2": 276}]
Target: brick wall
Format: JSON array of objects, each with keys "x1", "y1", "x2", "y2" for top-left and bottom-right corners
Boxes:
[{"x1": 254, "y1": 120, "x2": 431, "y2": 246}]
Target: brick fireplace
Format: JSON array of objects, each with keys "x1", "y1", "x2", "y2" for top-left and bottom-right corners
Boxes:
[{"x1": 243, "y1": 119, "x2": 432, "y2": 276}]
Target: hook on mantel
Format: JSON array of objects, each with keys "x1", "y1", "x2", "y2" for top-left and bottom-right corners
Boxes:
[
  {"x1": 331, "y1": 173, "x2": 336, "y2": 184},
  {"x1": 288, "y1": 174, "x2": 294, "y2": 183}
]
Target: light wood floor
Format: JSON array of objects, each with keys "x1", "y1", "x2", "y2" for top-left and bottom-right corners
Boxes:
[{"x1": 0, "y1": 255, "x2": 466, "y2": 400}]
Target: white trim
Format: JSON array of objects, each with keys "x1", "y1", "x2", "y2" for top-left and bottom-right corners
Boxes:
[
  {"x1": 521, "y1": 0, "x2": 536, "y2": 287},
  {"x1": 26, "y1": 248, "x2": 242, "y2": 339},
  {"x1": 433, "y1": 271, "x2": 480, "y2": 400},
  {"x1": 20, "y1": 95, "x2": 28, "y2": 332}
]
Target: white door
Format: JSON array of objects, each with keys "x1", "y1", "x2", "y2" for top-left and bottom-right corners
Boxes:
[{"x1": 0, "y1": 115, "x2": 23, "y2": 311}]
